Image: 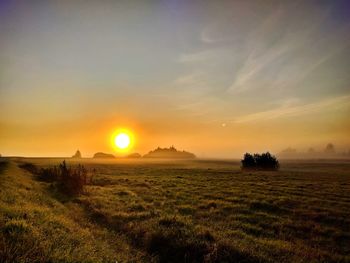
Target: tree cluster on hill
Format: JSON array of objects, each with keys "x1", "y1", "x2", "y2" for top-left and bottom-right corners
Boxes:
[
  {"x1": 241, "y1": 152, "x2": 279, "y2": 170},
  {"x1": 93, "y1": 152, "x2": 115, "y2": 159},
  {"x1": 143, "y1": 146, "x2": 196, "y2": 159}
]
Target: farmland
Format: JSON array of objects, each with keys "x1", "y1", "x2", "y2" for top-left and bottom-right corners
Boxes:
[{"x1": 1, "y1": 158, "x2": 349, "y2": 262}]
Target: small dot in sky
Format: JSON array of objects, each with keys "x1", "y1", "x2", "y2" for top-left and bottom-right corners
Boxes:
[{"x1": 222, "y1": 123, "x2": 227, "y2": 127}]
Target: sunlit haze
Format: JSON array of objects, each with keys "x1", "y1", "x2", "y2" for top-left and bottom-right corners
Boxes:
[{"x1": 1, "y1": 1, "x2": 350, "y2": 157}]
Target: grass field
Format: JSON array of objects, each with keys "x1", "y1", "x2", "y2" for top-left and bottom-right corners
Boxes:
[{"x1": 1, "y1": 158, "x2": 349, "y2": 262}]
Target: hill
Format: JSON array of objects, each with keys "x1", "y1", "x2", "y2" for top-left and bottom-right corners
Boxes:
[
  {"x1": 93, "y1": 152, "x2": 115, "y2": 159},
  {"x1": 143, "y1": 146, "x2": 195, "y2": 159},
  {"x1": 126, "y1": 153, "x2": 142, "y2": 158},
  {"x1": 72, "y1": 150, "x2": 82, "y2": 158}
]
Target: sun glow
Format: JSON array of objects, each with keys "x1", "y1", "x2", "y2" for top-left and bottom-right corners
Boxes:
[{"x1": 111, "y1": 129, "x2": 134, "y2": 152}]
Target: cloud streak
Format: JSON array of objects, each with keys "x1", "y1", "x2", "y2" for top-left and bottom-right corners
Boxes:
[
  {"x1": 227, "y1": 4, "x2": 349, "y2": 94},
  {"x1": 177, "y1": 49, "x2": 228, "y2": 64},
  {"x1": 233, "y1": 95, "x2": 350, "y2": 123}
]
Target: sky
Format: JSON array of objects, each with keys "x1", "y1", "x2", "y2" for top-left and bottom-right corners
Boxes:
[{"x1": 1, "y1": 0, "x2": 350, "y2": 158}]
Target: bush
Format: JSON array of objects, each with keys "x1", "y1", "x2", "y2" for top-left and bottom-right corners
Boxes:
[
  {"x1": 18, "y1": 163, "x2": 38, "y2": 174},
  {"x1": 39, "y1": 166, "x2": 59, "y2": 182},
  {"x1": 241, "y1": 153, "x2": 256, "y2": 169},
  {"x1": 241, "y1": 152, "x2": 279, "y2": 170},
  {"x1": 0, "y1": 161, "x2": 7, "y2": 174},
  {"x1": 56, "y1": 161, "x2": 88, "y2": 195},
  {"x1": 19, "y1": 161, "x2": 91, "y2": 196}
]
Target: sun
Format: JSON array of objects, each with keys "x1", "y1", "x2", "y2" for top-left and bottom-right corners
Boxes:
[
  {"x1": 114, "y1": 133, "x2": 130, "y2": 149},
  {"x1": 111, "y1": 129, "x2": 134, "y2": 152}
]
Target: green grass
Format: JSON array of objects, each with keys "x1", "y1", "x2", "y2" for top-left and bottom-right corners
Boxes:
[{"x1": 1, "y1": 158, "x2": 350, "y2": 262}]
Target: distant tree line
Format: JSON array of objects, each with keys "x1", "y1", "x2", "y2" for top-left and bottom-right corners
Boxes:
[
  {"x1": 241, "y1": 152, "x2": 279, "y2": 171},
  {"x1": 278, "y1": 143, "x2": 349, "y2": 158}
]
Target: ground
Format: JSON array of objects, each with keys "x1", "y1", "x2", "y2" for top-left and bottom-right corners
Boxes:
[{"x1": 0, "y1": 158, "x2": 349, "y2": 262}]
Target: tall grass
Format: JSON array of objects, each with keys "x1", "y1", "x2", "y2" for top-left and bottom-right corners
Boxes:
[{"x1": 20, "y1": 161, "x2": 91, "y2": 195}]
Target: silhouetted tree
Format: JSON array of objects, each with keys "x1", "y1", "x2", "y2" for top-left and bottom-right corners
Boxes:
[
  {"x1": 241, "y1": 152, "x2": 279, "y2": 170},
  {"x1": 241, "y1": 153, "x2": 256, "y2": 169}
]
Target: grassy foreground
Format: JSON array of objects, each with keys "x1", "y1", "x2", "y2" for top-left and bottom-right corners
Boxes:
[{"x1": 1, "y1": 158, "x2": 350, "y2": 262}]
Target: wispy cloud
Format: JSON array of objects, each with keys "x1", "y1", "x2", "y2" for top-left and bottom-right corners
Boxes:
[
  {"x1": 200, "y1": 28, "x2": 218, "y2": 44},
  {"x1": 200, "y1": 24, "x2": 232, "y2": 44},
  {"x1": 174, "y1": 71, "x2": 203, "y2": 85},
  {"x1": 233, "y1": 95, "x2": 350, "y2": 123},
  {"x1": 226, "y1": 4, "x2": 348, "y2": 94},
  {"x1": 228, "y1": 44, "x2": 291, "y2": 93},
  {"x1": 172, "y1": 71, "x2": 214, "y2": 102},
  {"x1": 177, "y1": 49, "x2": 228, "y2": 64}
]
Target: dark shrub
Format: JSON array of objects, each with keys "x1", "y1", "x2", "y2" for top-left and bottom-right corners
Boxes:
[
  {"x1": 18, "y1": 163, "x2": 38, "y2": 174},
  {"x1": 0, "y1": 160, "x2": 8, "y2": 174},
  {"x1": 241, "y1": 153, "x2": 256, "y2": 169},
  {"x1": 241, "y1": 152, "x2": 279, "y2": 170},
  {"x1": 19, "y1": 160, "x2": 91, "y2": 196},
  {"x1": 39, "y1": 166, "x2": 59, "y2": 182},
  {"x1": 57, "y1": 161, "x2": 87, "y2": 195}
]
